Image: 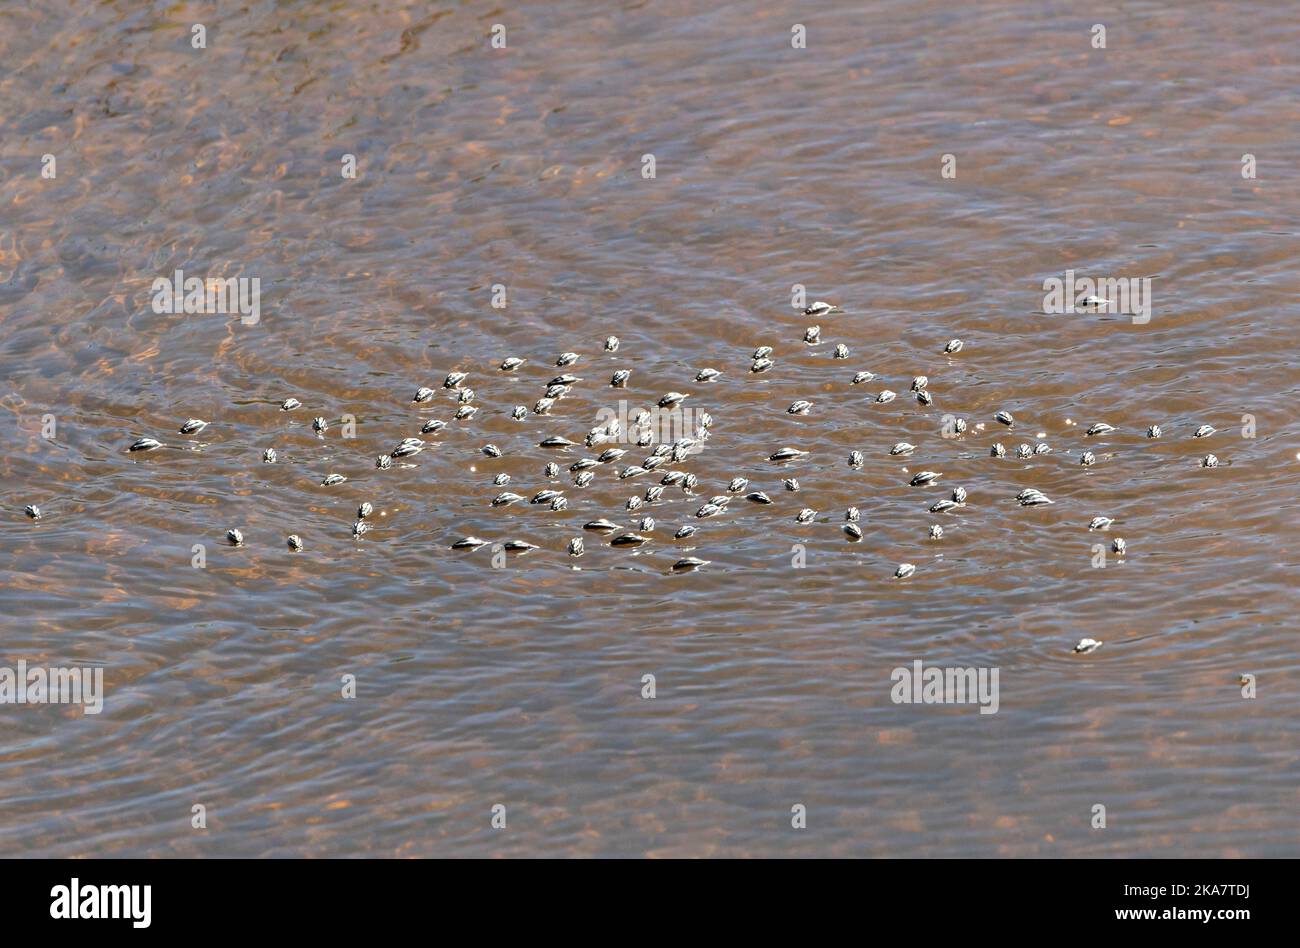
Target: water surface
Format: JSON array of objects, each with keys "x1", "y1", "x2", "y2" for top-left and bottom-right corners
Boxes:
[{"x1": 1, "y1": 0, "x2": 1297, "y2": 857}]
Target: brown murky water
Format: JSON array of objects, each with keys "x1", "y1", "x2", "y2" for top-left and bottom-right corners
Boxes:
[{"x1": 1, "y1": 1, "x2": 1298, "y2": 857}]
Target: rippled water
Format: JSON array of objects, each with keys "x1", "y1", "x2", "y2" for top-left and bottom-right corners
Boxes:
[{"x1": 2, "y1": 1, "x2": 1298, "y2": 857}]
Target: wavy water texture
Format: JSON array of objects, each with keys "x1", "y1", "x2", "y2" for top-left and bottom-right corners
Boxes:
[{"x1": 0, "y1": 0, "x2": 1297, "y2": 857}]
